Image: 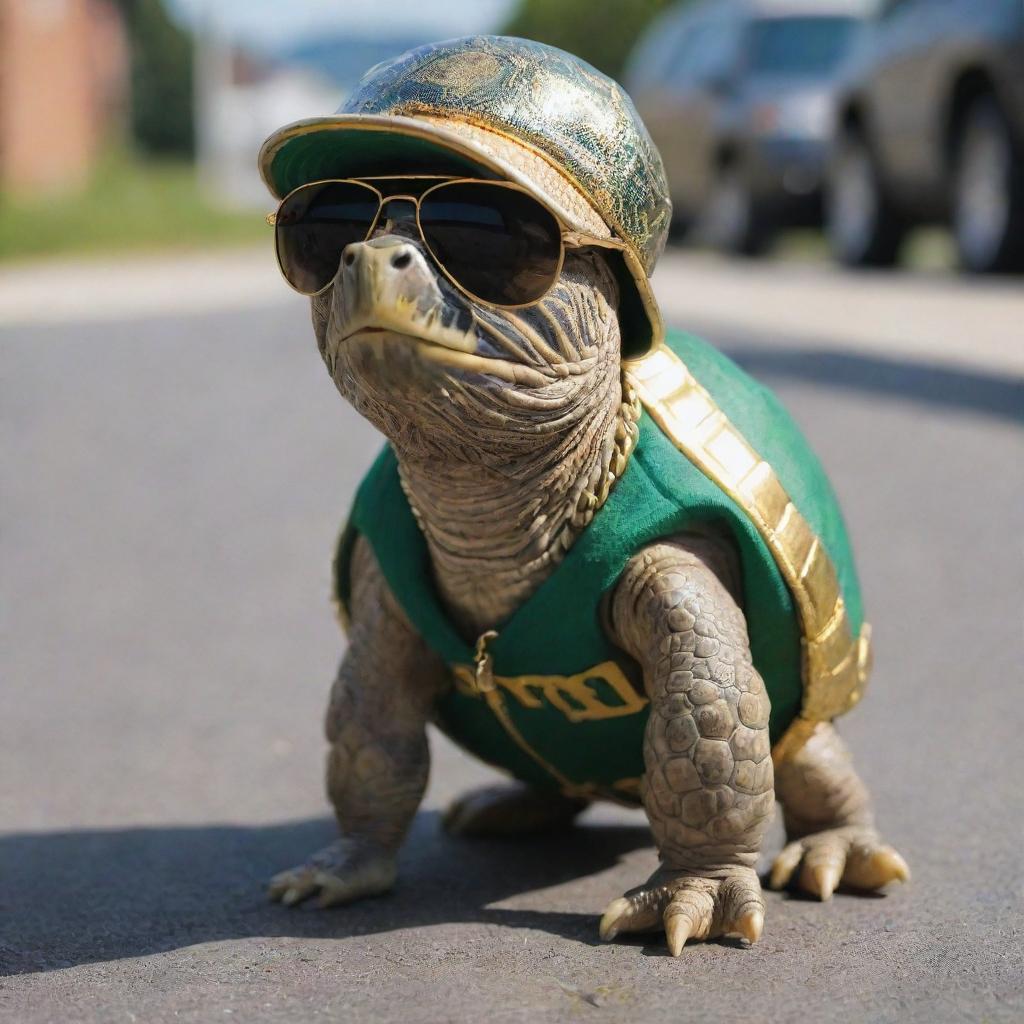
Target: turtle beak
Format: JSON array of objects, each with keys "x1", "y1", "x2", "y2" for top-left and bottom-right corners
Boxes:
[
  {"x1": 328, "y1": 233, "x2": 553, "y2": 388},
  {"x1": 336, "y1": 235, "x2": 477, "y2": 353}
]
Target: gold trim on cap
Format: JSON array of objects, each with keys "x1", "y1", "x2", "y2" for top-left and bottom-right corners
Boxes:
[
  {"x1": 258, "y1": 113, "x2": 609, "y2": 238},
  {"x1": 623, "y1": 343, "x2": 872, "y2": 764}
]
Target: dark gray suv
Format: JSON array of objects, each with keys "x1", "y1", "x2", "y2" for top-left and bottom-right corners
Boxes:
[
  {"x1": 625, "y1": 0, "x2": 863, "y2": 253},
  {"x1": 828, "y1": 0, "x2": 1024, "y2": 272}
]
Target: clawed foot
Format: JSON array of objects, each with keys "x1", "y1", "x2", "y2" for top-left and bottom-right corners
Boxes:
[
  {"x1": 769, "y1": 826, "x2": 910, "y2": 900},
  {"x1": 443, "y1": 783, "x2": 587, "y2": 837},
  {"x1": 268, "y1": 838, "x2": 396, "y2": 908},
  {"x1": 599, "y1": 865, "x2": 764, "y2": 955}
]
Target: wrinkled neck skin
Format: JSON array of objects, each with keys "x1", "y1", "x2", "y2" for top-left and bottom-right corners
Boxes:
[{"x1": 313, "y1": 233, "x2": 625, "y2": 639}]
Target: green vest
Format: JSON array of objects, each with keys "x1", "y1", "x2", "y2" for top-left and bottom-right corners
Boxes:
[{"x1": 334, "y1": 330, "x2": 868, "y2": 802}]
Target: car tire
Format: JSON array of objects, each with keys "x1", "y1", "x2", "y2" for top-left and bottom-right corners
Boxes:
[
  {"x1": 827, "y1": 125, "x2": 904, "y2": 267},
  {"x1": 952, "y1": 94, "x2": 1024, "y2": 274},
  {"x1": 704, "y1": 164, "x2": 771, "y2": 256},
  {"x1": 668, "y1": 207, "x2": 695, "y2": 243}
]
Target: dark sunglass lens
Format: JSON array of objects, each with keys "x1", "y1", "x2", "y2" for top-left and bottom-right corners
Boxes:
[
  {"x1": 276, "y1": 182, "x2": 379, "y2": 293},
  {"x1": 418, "y1": 183, "x2": 561, "y2": 305}
]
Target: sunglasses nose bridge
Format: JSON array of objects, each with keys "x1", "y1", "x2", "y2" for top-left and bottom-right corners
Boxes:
[{"x1": 374, "y1": 195, "x2": 419, "y2": 236}]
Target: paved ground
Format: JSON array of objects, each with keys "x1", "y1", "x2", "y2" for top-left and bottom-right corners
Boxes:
[
  {"x1": 2, "y1": 246, "x2": 1021, "y2": 374},
  {"x1": 2, "y1": 252, "x2": 1022, "y2": 1023}
]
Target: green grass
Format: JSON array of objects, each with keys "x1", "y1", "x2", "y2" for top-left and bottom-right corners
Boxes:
[{"x1": 0, "y1": 151, "x2": 265, "y2": 263}]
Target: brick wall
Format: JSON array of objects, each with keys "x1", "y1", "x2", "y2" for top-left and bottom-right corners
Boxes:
[{"x1": 0, "y1": 0, "x2": 127, "y2": 196}]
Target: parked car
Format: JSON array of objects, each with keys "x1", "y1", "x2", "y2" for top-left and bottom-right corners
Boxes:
[
  {"x1": 828, "y1": 0, "x2": 1024, "y2": 273},
  {"x1": 625, "y1": 0, "x2": 865, "y2": 254}
]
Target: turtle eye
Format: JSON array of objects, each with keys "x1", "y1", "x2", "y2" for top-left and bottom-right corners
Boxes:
[{"x1": 417, "y1": 182, "x2": 563, "y2": 307}]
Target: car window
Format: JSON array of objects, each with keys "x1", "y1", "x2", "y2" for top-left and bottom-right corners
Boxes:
[
  {"x1": 668, "y1": 15, "x2": 741, "y2": 86},
  {"x1": 693, "y1": 17, "x2": 741, "y2": 83},
  {"x1": 625, "y1": 9, "x2": 698, "y2": 90},
  {"x1": 748, "y1": 16, "x2": 858, "y2": 77}
]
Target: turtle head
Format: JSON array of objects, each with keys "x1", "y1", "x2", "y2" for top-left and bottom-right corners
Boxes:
[
  {"x1": 311, "y1": 207, "x2": 623, "y2": 459},
  {"x1": 263, "y1": 34, "x2": 674, "y2": 455},
  {"x1": 265, "y1": 34, "x2": 673, "y2": 450}
]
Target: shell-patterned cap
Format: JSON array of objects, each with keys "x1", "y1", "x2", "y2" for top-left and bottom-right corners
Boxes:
[
  {"x1": 260, "y1": 36, "x2": 671, "y2": 355},
  {"x1": 344, "y1": 36, "x2": 672, "y2": 276}
]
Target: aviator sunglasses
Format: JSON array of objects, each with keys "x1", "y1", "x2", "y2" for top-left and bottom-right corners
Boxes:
[{"x1": 268, "y1": 175, "x2": 619, "y2": 309}]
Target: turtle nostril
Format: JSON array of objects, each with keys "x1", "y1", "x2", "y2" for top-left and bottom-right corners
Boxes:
[
  {"x1": 391, "y1": 251, "x2": 412, "y2": 270},
  {"x1": 343, "y1": 249, "x2": 357, "y2": 267}
]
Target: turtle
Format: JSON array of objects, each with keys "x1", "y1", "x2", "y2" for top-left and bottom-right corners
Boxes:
[{"x1": 257, "y1": 35, "x2": 909, "y2": 954}]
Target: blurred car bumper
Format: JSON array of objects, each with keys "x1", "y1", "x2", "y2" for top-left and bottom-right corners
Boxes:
[{"x1": 746, "y1": 137, "x2": 827, "y2": 221}]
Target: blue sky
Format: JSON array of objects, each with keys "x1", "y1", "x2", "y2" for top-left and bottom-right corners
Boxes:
[{"x1": 168, "y1": 0, "x2": 517, "y2": 49}]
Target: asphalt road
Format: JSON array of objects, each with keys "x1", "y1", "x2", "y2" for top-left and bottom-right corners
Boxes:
[{"x1": 2, "y1": 257, "x2": 1022, "y2": 1023}]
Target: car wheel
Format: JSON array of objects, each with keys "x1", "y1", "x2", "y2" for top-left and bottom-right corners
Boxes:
[
  {"x1": 705, "y1": 165, "x2": 770, "y2": 256},
  {"x1": 827, "y1": 126, "x2": 903, "y2": 267},
  {"x1": 668, "y1": 206, "x2": 695, "y2": 243},
  {"x1": 952, "y1": 94, "x2": 1024, "y2": 273}
]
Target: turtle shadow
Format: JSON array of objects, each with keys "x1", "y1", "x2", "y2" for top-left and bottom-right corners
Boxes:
[{"x1": 0, "y1": 811, "x2": 652, "y2": 976}]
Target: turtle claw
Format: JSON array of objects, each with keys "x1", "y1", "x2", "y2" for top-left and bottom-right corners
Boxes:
[
  {"x1": 281, "y1": 884, "x2": 314, "y2": 906},
  {"x1": 732, "y1": 906, "x2": 764, "y2": 945},
  {"x1": 598, "y1": 897, "x2": 631, "y2": 941},
  {"x1": 768, "y1": 841, "x2": 804, "y2": 890},
  {"x1": 664, "y1": 914, "x2": 693, "y2": 957},
  {"x1": 274, "y1": 879, "x2": 317, "y2": 906},
  {"x1": 268, "y1": 867, "x2": 319, "y2": 905},
  {"x1": 599, "y1": 896, "x2": 659, "y2": 941},
  {"x1": 843, "y1": 845, "x2": 910, "y2": 889},
  {"x1": 804, "y1": 861, "x2": 841, "y2": 902},
  {"x1": 268, "y1": 839, "x2": 396, "y2": 908},
  {"x1": 599, "y1": 866, "x2": 765, "y2": 953},
  {"x1": 770, "y1": 826, "x2": 909, "y2": 900}
]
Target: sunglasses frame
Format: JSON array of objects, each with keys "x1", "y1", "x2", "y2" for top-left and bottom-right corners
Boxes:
[{"x1": 267, "y1": 175, "x2": 632, "y2": 312}]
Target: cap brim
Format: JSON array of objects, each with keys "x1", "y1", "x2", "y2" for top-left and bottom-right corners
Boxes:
[
  {"x1": 260, "y1": 113, "x2": 610, "y2": 235},
  {"x1": 258, "y1": 113, "x2": 662, "y2": 356}
]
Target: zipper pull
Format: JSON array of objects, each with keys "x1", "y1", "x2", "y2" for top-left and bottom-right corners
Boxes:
[{"x1": 473, "y1": 630, "x2": 499, "y2": 693}]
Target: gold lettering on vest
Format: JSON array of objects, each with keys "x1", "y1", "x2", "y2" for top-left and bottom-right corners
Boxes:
[{"x1": 451, "y1": 660, "x2": 648, "y2": 723}]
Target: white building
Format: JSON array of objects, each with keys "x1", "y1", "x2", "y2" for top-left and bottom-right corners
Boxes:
[{"x1": 195, "y1": 38, "x2": 339, "y2": 208}]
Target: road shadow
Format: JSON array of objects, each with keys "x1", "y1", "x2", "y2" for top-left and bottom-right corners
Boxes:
[
  {"x1": 0, "y1": 813, "x2": 652, "y2": 977},
  {"x1": 709, "y1": 338, "x2": 1024, "y2": 424}
]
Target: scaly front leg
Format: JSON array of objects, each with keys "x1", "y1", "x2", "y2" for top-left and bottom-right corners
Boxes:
[
  {"x1": 600, "y1": 537, "x2": 775, "y2": 954},
  {"x1": 770, "y1": 722, "x2": 909, "y2": 900},
  {"x1": 269, "y1": 536, "x2": 447, "y2": 907}
]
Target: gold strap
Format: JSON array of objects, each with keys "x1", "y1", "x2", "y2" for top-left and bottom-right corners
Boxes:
[{"x1": 623, "y1": 343, "x2": 872, "y2": 763}]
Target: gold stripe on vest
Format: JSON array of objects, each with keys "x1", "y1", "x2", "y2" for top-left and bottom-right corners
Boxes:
[{"x1": 623, "y1": 342, "x2": 872, "y2": 764}]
